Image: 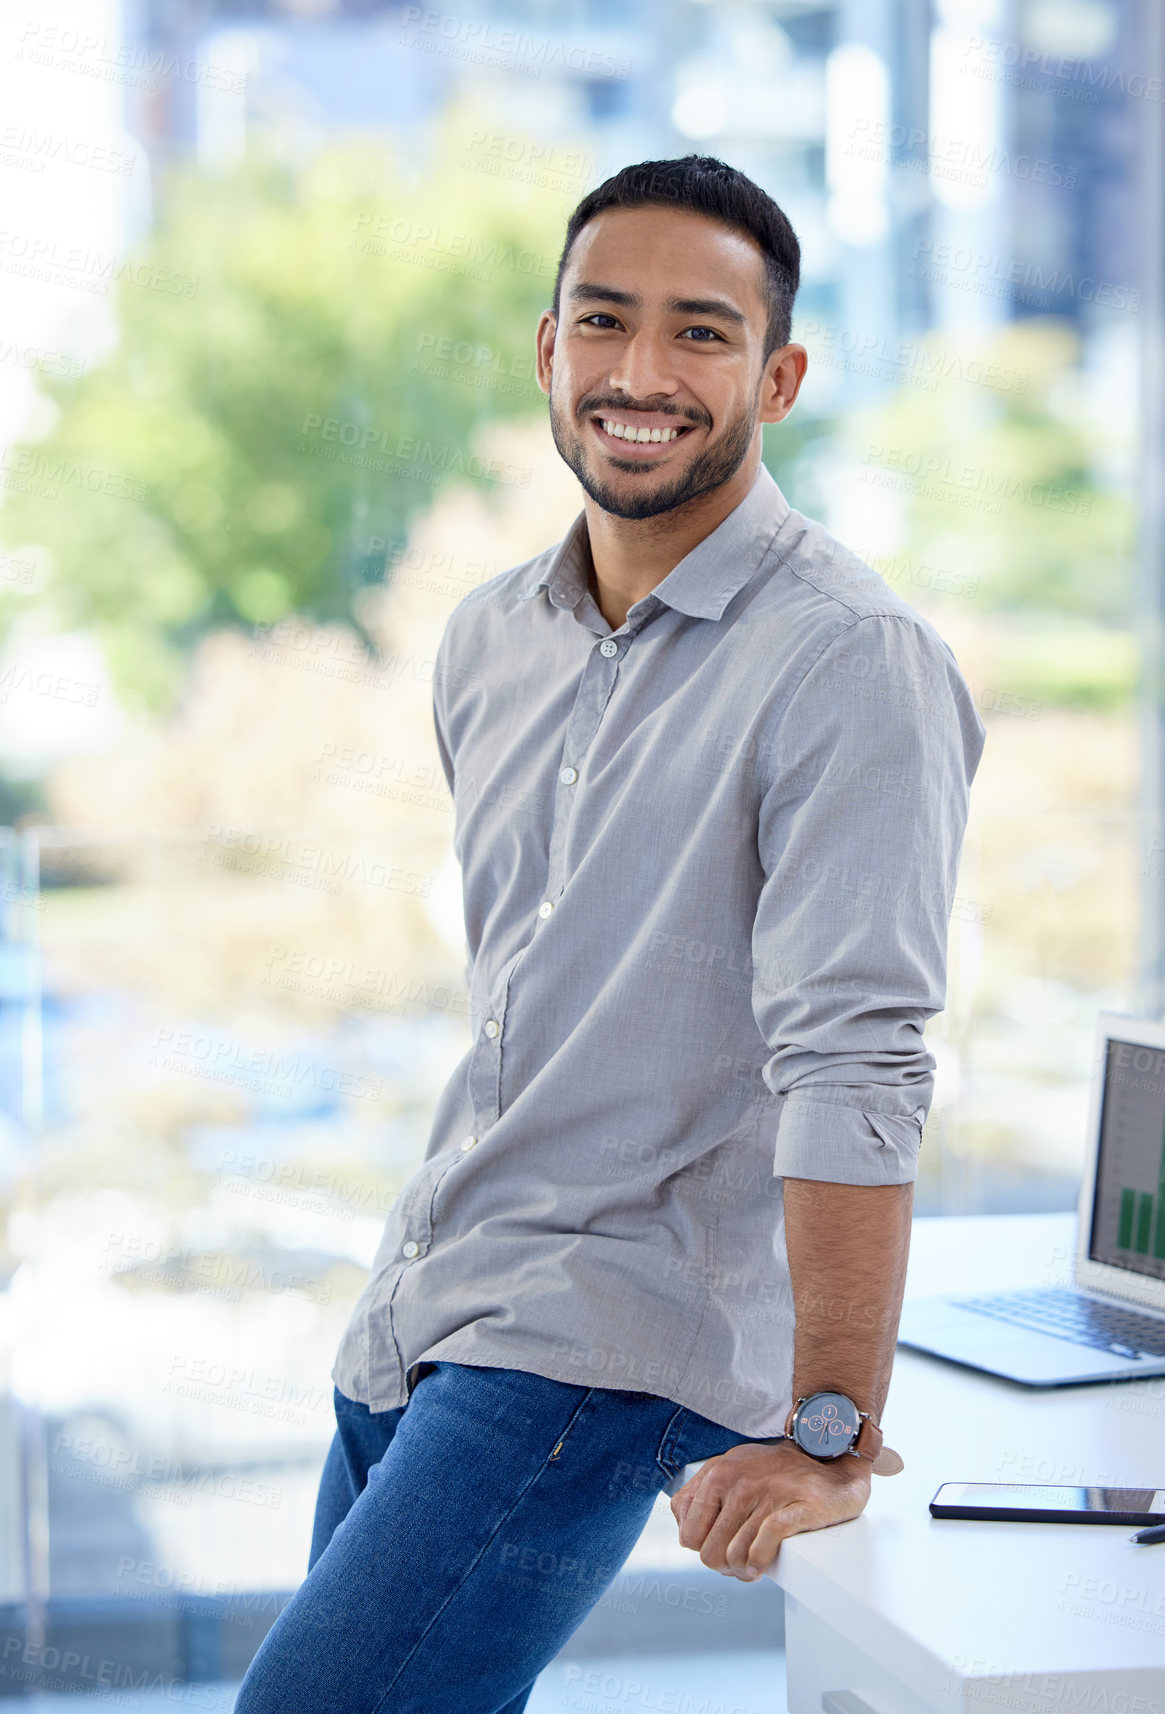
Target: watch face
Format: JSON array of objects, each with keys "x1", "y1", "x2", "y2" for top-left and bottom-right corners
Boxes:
[{"x1": 793, "y1": 1391, "x2": 860, "y2": 1459}]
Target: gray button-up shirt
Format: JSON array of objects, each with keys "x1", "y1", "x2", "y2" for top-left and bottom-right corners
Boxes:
[{"x1": 331, "y1": 464, "x2": 986, "y2": 1436}]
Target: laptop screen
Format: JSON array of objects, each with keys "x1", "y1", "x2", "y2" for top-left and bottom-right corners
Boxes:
[{"x1": 1089, "y1": 1035, "x2": 1165, "y2": 1282}]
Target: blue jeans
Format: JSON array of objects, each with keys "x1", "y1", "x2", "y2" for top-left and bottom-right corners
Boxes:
[{"x1": 232, "y1": 1361, "x2": 761, "y2": 1713}]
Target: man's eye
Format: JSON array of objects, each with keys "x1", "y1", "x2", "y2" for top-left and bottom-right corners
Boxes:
[
  {"x1": 581, "y1": 314, "x2": 622, "y2": 329},
  {"x1": 681, "y1": 326, "x2": 722, "y2": 342}
]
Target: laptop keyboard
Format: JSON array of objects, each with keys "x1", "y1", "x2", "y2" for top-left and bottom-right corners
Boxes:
[{"x1": 958, "y1": 1287, "x2": 1165, "y2": 1359}]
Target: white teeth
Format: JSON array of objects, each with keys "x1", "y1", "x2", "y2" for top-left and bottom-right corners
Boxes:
[{"x1": 600, "y1": 419, "x2": 681, "y2": 443}]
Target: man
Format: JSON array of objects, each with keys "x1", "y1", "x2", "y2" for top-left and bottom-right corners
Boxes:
[{"x1": 236, "y1": 155, "x2": 986, "y2": 1714}]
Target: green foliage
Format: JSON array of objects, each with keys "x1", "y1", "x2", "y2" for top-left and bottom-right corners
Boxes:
[
  {"x1": 986, "y1": 621, "x2": 1137, "y2": 711},
  {"x1": 0, "y1": 134, "x2": 558, "y2": 706},
  {"x1": 3, "y1": 141, "x2": 1136, "y2": 723},
  {"x1": 765, "y1": 321, "x2": 1138, "y2": 709},
  {"x1": 837, "y1": 320, "x2": 1135, "y2": 627}
]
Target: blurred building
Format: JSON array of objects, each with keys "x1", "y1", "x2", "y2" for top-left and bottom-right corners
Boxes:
[{"x1": 118, "y1": 0, "x2": 1142, "y2": 401}]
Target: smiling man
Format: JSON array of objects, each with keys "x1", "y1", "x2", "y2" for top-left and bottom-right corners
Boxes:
[{"x1": 236, "y1": 156, "x2": 986, "y2": 1714}]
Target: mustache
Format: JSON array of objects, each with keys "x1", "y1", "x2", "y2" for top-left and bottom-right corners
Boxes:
[{"x1": 577, "y1": 395, "x2": 711, "y2": 431}]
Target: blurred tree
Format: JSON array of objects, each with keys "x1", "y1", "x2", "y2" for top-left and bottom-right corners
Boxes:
[
  {"x1": 836, "y1": 320, "x2": 1135, "y2": 627},
  {"x1": 0, "y1": 131, "x2": 558, "y2": 708},
  {"x1": 771, "y1": 320, "x2": 1138, "y2": 711}
]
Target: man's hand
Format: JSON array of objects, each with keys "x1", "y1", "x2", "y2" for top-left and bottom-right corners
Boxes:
[{"x1": 670, "y1": 1439, "x2": 871, "y2": 1581}]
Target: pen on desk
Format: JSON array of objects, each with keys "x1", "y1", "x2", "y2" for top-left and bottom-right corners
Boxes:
[{"x1": 1130, "y1": 1523, "x2": 1165, "y2": 1545}]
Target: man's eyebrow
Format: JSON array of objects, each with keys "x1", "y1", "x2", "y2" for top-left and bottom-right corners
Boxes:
[
  {"x1": 568, "y1": 281, "x2": 641, "y2": 307},
  {"x1": 567, "y1": 282, "x2": 747, "y2": 327},
  {"x1": 665, "y1": 296, "x2": 747, "y2": 327}
]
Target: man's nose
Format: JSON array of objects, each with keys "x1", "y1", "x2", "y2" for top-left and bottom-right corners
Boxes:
[{"x1": 607, "y1": 331, "x2": 680, "y2": 400}]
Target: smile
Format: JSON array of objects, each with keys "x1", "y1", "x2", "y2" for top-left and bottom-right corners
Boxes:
[
  {"x1": 590, "y1": 415, "x2": 699, "y2": 458},
  {"x1": 599, "y1": 418, "x2": 686, "y2": 443}
]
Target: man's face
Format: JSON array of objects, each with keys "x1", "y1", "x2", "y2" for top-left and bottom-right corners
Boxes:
[{"x1": 536, "y1": 206, "x2": 789, "y2": 521}]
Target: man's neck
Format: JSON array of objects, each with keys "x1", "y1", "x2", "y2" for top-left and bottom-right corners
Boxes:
[{"x1": 582, "y1": 452, "x2": 762, "y2": 632}]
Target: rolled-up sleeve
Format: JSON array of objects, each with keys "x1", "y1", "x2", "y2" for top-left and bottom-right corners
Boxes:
[{"x1": 752, "y1": 614, "x2": 987, "y2": 1185}]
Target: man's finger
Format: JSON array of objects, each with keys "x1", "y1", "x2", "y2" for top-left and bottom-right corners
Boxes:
[
  {"x1": 669, "y1": 1477, "x2": 701, "y2": 1530},
  {"x1": 672, "y1": 1467, "x2": 717, "y2": 1516},
  {"x1": 675, "y1": 1474, "x2": 738, "y2": 1550},
  {"x1": 669, "y1": 1483, "x2": 699, "y2": 1532},
  {"x1": 670, "y1": 1461, "x2": 714, "y2": 1522},
  {"x1": 698, "y1": 1493, "x2": 764, "y2": 1573},
  {"x1": 743, "y1": 1503, "x2": 809, "y2": 1576}
]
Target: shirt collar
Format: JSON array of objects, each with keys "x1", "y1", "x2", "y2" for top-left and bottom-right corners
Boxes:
[{"x1": 517, "y1": 463, "x2": 791, "y2": 623}]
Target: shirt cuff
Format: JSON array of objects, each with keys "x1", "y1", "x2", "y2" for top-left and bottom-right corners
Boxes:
[{"x1": 772, "y1": 1096, "x2": 925, "y2": 1186}]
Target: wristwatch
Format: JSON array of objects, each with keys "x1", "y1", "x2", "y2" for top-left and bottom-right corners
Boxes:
[{"x1": 783, "y1": 1390, "x2": 904, "y2": 1476}]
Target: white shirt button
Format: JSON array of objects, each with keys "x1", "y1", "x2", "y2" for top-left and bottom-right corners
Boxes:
[
  {"x1": 538, "y1": 900, "x2": 554, "y2": 919},
  {"x1": 459, "y1": 1135, "x2": 478, "y2": 1152},
  {"x1": 401, "y1": 1240, "x2": 420, "y2": 1259},
  {"x1": 599, "y1": 639, "x2": 619, "y2": 658},
  {"x1": 559, "y1": 765, "x2": 578, "y2": 785},
  {"x1": 483, "y1": 1018, "x2": 500, "y2": 1038}
]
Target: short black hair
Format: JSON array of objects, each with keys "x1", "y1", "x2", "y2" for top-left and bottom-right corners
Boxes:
[{"x1": 552, "y1": 155, "x2": 801, "y2": 359}]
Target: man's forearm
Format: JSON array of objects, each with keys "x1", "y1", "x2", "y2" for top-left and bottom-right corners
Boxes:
[
  {"x1": 671, "y1": 1173, "x2": 915, "y2": 1573},
  {"x1": 783, "y1": 1176, "x2": 914, "y2": 1423}
]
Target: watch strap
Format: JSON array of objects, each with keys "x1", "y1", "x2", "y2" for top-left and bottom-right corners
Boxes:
[{"x1": 853, "y1": 1414, "x2": 905, "y2": 1476}]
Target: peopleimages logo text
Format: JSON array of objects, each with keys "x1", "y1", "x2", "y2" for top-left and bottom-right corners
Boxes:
[
  {"x1": 299, "y1": 415, "x2": 531, "y2": 488},
  {"x1": 17, "y1": 24, "x2": 248, "y2": 91},
  {"x1": 910, "y1": 239, "x2": 1140, "y2": 312}
]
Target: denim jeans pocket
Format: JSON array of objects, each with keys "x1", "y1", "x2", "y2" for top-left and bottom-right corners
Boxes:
[
  {"x1": 653, "y1": 1405, "x2": 692, "y2": 1483},
  {"x1": 654, "y1": 1405, "x2": 768, "y2": 1492}
]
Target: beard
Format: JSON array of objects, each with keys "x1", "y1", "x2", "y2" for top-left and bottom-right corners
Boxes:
[{"x1": 548, "y1": 382, "x2": 760, "y2": 522}]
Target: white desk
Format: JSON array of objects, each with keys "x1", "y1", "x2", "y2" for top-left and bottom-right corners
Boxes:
[{"x1": 772, "y1": 1213, "x2": 1165, "y2": 1714}]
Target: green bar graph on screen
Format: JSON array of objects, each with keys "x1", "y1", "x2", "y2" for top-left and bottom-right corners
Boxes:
[
  {"x1": 1119, "y1": 1186, "x2": 1136, "y2": 1248},
  {"x1": 1118, "y1": 1111, "x2": 1165, "y2": 1255}
]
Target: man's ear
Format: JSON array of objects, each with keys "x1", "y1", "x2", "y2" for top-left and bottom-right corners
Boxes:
[
  {"x1": 535, "y1": 309, "x2": 557, "y2": 397},
  {"x1": 759, "y1": 343, "x2": 808, "y2": 426}
]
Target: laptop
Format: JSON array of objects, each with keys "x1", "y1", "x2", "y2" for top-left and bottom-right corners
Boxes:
[{"x1": 897, "y1": 1009, "x2": 1165, "y2": 1385}]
